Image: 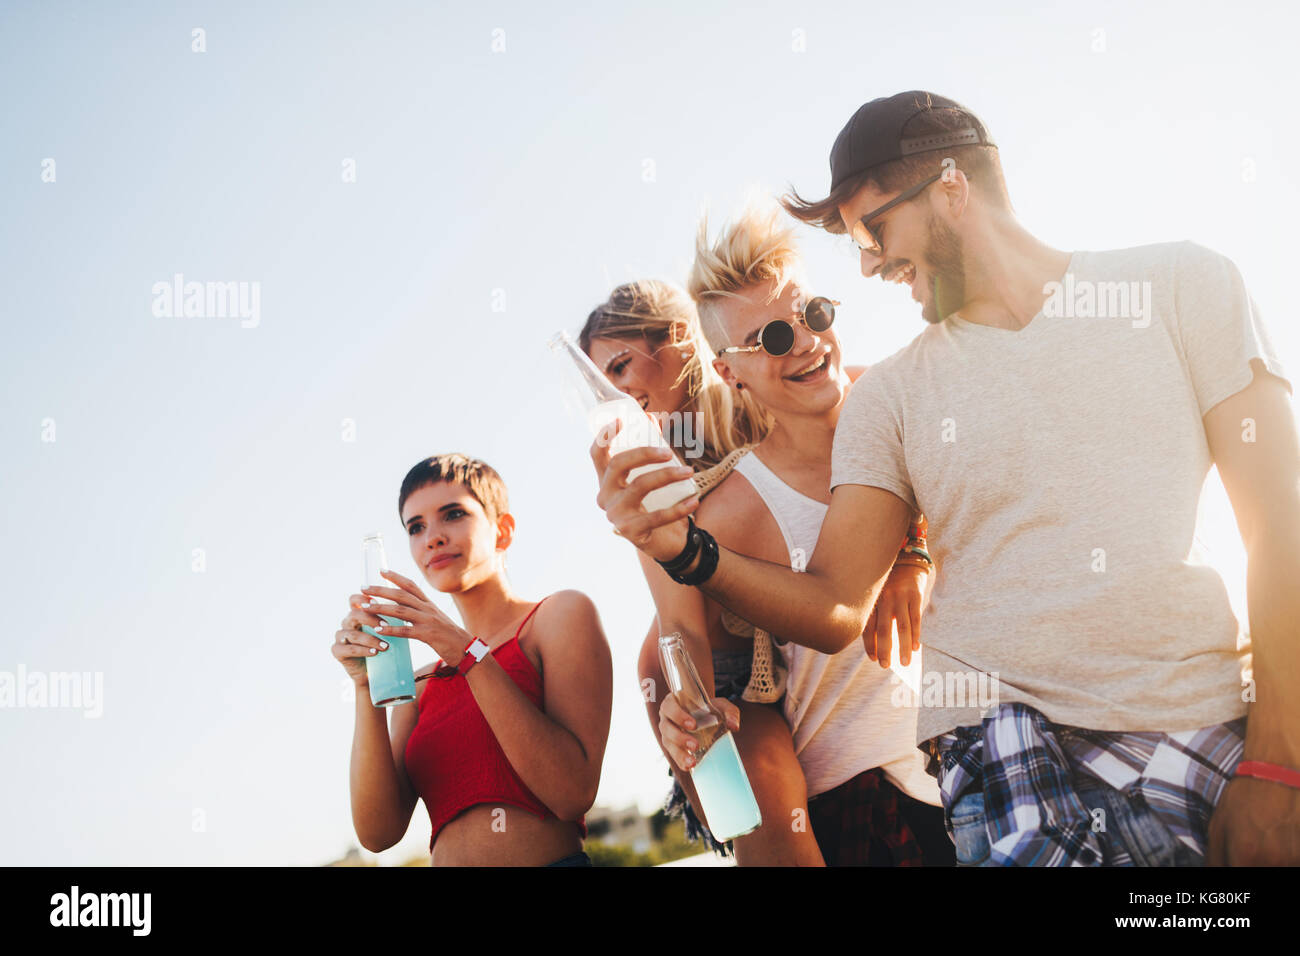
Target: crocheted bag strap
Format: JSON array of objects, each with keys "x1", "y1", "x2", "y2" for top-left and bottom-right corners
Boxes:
[
  {"x1": 691, "y1": 444, "x2": 756, "y2": 499},
  {"x1": 741, "y1": 628, "x2": 787, "y2": 704}
]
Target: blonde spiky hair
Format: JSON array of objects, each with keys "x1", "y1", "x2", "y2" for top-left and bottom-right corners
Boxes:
[{"x1": 687, "y1": 203, "x2": 808, "y2": 353}]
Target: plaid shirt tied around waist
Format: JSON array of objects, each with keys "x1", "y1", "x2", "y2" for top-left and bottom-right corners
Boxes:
[{"x1": 934, "y1": 702, "x2": 1246, "y2": 866}]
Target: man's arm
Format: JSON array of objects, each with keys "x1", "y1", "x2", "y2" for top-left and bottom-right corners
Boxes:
[
  {"x1": 1204, "y1": 360, "x2": 1300, "y2": 864},
  {"x1": 1204, "y1": 361, "x2": 1300, "y2": 763},
  {"x1": 694, "y1": 483, "x2": 912, "y2": 654},
  {"x1": 593, "y1": 440, "x2": 912, "y2": 654}
]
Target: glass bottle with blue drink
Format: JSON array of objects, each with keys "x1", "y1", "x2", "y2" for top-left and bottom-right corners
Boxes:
[
  {"x1": 658, "y1": 632, "x2": 762, "y2": 842},
  {"x1": 361, "y1": 533, "x2": 416, "y2": 707}
]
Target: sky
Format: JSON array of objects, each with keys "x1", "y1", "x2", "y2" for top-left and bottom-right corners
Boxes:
[{"x1": 1, "y1": 0, "x2": 1296, "y2": 865}]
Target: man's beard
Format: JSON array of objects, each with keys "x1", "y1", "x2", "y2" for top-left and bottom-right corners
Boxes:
[{"x1": 921, "y1": 214, "x2": 965, "y2": 324}]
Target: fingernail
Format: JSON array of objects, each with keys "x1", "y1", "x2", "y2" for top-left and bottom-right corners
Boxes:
[
  {"x1": 379, "y1": 642, "x2": 389, "y2": 650},
  {"x1": 369, "y1": 648, "x2": 377, "y2": 655},
  {"x1": 361, "y1": 602, "x2": 371, "y2": 608}
]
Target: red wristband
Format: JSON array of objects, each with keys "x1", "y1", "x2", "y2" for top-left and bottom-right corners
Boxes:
[{"x1": 1233, "y1": 760, "x2": 1300, "y2": 790}]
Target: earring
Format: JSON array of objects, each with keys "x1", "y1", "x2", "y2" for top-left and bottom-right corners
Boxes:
[{"x1": 680, "y1": 351, "x2": 689, "y2": 360}]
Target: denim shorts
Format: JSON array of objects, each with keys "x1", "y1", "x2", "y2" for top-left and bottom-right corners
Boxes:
[
  {"x1": 948, "y1": 783, "x2": 1204, "y2": 867},
  {"x1": 710, "y1": 647, "x2": 755, "y2": 703}
]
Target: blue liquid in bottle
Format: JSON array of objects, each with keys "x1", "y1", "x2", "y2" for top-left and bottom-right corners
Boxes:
[
  {"x1": 363, "y1": 616, "x2": 416, "y2": 707},
  {"x1": 659, "y1": 632, "x2": 762, "y2": 842},
  {"x1": 360, "y1": 533, "x2": 416, "y2": 707},
  {"x1": 689, "y1": 728, "x2": 762, "y2": 841}
]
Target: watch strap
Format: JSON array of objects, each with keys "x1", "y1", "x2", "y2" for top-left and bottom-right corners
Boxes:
[{"x1": 456, "y1": 637, "x2": 492, "y2": 676}]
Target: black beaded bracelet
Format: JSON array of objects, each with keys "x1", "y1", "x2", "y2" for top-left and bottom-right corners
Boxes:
[
  {"x1": 657, "y1": 516, "x2": 701, "y2": 575},
  {"x1": 668, "y1": 524, "x2": 719, "y2": 586}
]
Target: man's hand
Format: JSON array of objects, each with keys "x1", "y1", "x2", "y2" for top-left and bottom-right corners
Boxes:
[
  {"x1": 590, "y1": 420, "x2": 699, "y2": 563},
  {"x1": 863, "y1": 561, "x2": 928, "y2": 668},
  {"x1": 1207, "y1": 776, "x2": 1300, "y2": 865},
  {"x1": 658, "y1": 691, "x2": 741, "y2": 771}
]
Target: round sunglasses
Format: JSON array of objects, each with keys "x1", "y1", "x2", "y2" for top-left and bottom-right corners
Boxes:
[{"x1": 717, "y1": 296, "x2": 839, "y2": 357}]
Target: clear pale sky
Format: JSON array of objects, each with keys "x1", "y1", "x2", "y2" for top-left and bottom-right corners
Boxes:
[{"x1": 1, "y1": 0, "x2": 1296, "y2": 865}]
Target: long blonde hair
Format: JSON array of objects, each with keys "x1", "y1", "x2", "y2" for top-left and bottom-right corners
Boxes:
[{"x1": 580, "y1": 279, "x2": 774, "y2": 470}]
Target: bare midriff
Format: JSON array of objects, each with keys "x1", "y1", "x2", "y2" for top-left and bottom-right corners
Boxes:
[{"x1": 430, "y1": 804, "x2": 583, "y2": 867}]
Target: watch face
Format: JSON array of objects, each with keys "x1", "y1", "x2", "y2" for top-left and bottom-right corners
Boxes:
[{"x1": 470, "y1": 639, "x2": 490, "y2": 660}]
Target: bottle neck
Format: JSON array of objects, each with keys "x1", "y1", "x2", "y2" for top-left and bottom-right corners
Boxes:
[
  {"x1": 658, "y1": 634, "x2": 713, "y2": 717},
  {"x1": 552, "y1": 332, "x2": 627, "y2": 404}
]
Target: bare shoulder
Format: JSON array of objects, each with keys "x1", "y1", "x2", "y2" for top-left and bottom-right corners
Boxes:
[
  {"x1": 845, "y1": 364, "x2": 869, "y2": 383},
  {"x1": 532, "y1": 590, "x2": 607, "y2": 646},
  {"x1": 698, "y1": 465, "x2": 789, "y2": 565},
  {"x1": 698, "y1": 468, "x2": 761, "y2": 528}
]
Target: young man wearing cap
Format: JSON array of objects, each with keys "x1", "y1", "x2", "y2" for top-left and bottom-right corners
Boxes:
[{"x1": 592, "y1": 91, "x2": 1299, "y2": 865}]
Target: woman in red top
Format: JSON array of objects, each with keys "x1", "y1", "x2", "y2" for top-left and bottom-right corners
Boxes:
[{"x1": 333, "y1": 453, "x2": 613, "y2": 866}]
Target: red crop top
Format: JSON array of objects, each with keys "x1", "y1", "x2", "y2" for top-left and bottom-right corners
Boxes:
[{"x1": 403, "y1": 597, "x2": 587, "y2": 851}]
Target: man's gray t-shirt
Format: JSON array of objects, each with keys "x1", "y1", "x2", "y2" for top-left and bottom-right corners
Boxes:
[{"x1": 830, "y1": 241, "x2": 1289, "y2": 742}]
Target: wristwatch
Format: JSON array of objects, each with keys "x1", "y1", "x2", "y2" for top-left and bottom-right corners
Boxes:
[{"x1": 456, "y1": 637, "x2": 492, "y2": 676}]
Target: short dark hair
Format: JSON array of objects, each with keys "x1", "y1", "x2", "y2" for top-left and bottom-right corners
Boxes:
[
  {"x1": 783, "y1": 106, "x2": 1010, "y2": 233},
  {"x1": 397, "y1": 453, "x2": 509, "y2": 524}
]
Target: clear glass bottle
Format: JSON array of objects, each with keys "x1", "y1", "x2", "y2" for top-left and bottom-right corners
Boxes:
[
  {"x1": 360, "y1": 533, "x2": 416, "y2": 707},
  {"x1": 658, "y1": 632, "x2": 762, "y2": 841},
  {"x1": 548, "y1": 330, "x2": 698, "y2": 512}
]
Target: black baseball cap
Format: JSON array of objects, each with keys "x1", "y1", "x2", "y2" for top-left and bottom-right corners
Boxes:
[{"x1": 828, "y1": 91, "x2": 996, "y2": 193}]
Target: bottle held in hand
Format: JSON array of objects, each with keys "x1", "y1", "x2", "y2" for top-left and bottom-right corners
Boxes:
[
  {"x1": 360, "y1": 533, "x2": 416, "y2": 707},
  {"x1": 659, "y1": 632, "x2": 762, "y2": 841},
  {"x1": 549, "y1": 330, "x2": 697, "y2": 512}
]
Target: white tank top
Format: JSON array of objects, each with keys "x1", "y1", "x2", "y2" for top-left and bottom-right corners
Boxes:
[{"x1": 731, "y1": 451, "x2": 939, "y2": 804}]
